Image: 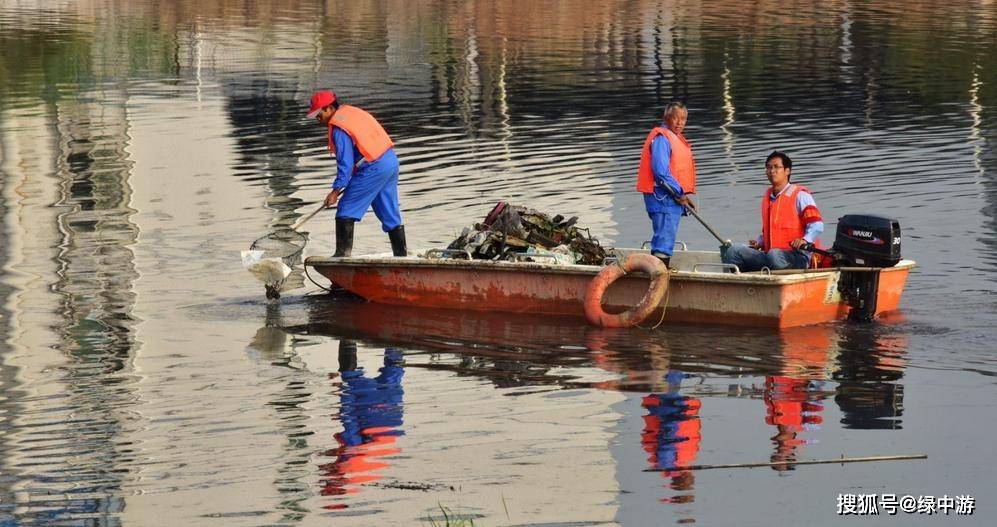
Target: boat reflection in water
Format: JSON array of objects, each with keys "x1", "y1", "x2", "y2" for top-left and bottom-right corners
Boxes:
[
  {"x1": 834, "y1": 317, "x2": 908, "y2": 431},
  {"x1": 764, "y1": 326, "x2": 835, "y2": 473},
  {"x1": 762, "y1": 321, "x2": 907, "y2": 473},
  {"x1": 265, "y1": 296, "x2": 908, "y2": 517}
]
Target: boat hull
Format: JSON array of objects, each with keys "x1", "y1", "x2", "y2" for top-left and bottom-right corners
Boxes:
[{"x1": 305, "y1": 254, "x2": 913, "y2": 328}]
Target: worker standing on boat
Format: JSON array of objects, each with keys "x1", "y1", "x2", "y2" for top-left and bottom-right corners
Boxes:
[
  {"x1": 307, "y1": 90, "x2": 407, "y2": 257},
  {"x1": 636, "y1": 101, "x2": 697, "y2": 269},
  {"x1": 722, "y1": 151, "x2": 824, "y2": 271}
]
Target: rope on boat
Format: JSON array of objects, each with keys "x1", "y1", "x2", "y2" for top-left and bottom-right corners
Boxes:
[
  {"x1": 304, "y1": 262, "x2": 335, "y2": 293},
  {"x1": 637, "y1": 270, "x2": 672, "y2": 330},
  {"x1": 584, "y1": 253, "x2": 669, "y2": 328}
]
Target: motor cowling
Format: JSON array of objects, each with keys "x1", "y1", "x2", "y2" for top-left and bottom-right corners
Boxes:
[{"x1": 832, "y1": 214, "x2": 901, "y2": 268}]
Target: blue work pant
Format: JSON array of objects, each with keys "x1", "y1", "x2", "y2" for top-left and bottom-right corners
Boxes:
[
  {"x1": 643, "y1": 190, "x2": 685, "y2": 257},
  {"x1": 336, "y1": 149, "x2": 402, "y2": 232},
  {"x1": 722, "y1": 244, "x2": 810, "y2": 272},
  {"x1": 648, "y1": 210, "x2": 683, "y2": 257}
]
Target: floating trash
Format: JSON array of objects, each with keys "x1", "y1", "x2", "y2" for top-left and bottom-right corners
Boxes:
[{"x1": 245, "y1": 230, "x2": 306, "y2": 300}]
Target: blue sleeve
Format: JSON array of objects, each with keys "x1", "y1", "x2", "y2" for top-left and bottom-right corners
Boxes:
[
  {"x1": 796, "y1": 191, "x2": 825, "y2": 243},
  {"x1": 803, "y1": 221, "x2": 824, "y2": 243},
  {"x1": 650, "y1": 135, "x2": 684, "y2": 197},
  {"x1": 332, "y1": 127, "x2": 355, "y2": 190}
]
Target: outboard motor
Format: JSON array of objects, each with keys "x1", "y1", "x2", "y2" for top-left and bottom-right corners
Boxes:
[
  {"x1": 832, "y1": 214, "x2": 902, "y2": 268},
  {"x1": 830, "y1": 215, "x2": 902, "y2": 322}
]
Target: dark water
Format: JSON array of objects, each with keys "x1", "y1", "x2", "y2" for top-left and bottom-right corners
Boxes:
[{"x1": 1, "y1": 0, "x2": 995, "y2": 525}]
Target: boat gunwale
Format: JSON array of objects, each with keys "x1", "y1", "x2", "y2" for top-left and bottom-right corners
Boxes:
[{"x1": 304, "y1": 255, "x2": 916, "y2": 286}]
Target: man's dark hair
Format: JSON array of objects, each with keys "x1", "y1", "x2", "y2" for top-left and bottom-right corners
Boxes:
[
  {"x1": 331, "y1": 99, "x2": 341, "y2": 109},
  {"x1": 662, "y1": 101, "x2": 687, "y2": 120},
  {"x1": 767, "y1": 151, "x2": 792, "y2": 169},
  {"x1": 766, "y1": 151, "x2": 793, "y2": 181}
]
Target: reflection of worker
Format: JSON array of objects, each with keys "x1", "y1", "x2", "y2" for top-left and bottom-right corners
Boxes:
[
  {"x1": 636, "y1": 102, "x2": 697, "y2": 269},
  {"x1": 320, "y1": 340, "x2": 405, "y2": 505},
  {"x1": 723, "y1": 151, "x2": 824, "y2": 271},
  {"x1": 642, "y1": 371, "x2": 701, "y2": 497},
  {"x1": 764, "y1": 326, "x2": 832, "y2": 471},
  {"x1": 764, "y1": 376, "x2": 823, "y2": 471},
  {"x1": 307, "y1": 90, "x2": 407, "y2": 257}
]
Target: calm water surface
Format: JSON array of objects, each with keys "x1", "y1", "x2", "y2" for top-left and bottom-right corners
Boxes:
[{"x1": 1, "y1": 1, "x2": 995, "y2": 525}]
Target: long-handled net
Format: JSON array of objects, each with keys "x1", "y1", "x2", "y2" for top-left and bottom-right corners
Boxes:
[
  {"x1": 243, "y1": 203, "x2": 325, "y2": 300},
  {"x1": 243, "y1": 230, "x2": 307, "y2": 300}
]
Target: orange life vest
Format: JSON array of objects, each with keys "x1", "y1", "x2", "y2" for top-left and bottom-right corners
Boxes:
[
  {"x1": 636, "y1": 127, "x2": 696, "y2": 194},
  {"x1": 327, "y1": 105, "x2": 393, "y2": 162},
  {"x1": 641, "y1": 395, "x2": 702, "y2": 473},
  {"x1": 761, "y1": 184, "x2": 822, "y2": 252},
  {"x1": 764, "y1": 376, "x2": 824, "y2": 429},
  {"x1": 672, "y1": 400, "x2": 701, "y2": 470}
]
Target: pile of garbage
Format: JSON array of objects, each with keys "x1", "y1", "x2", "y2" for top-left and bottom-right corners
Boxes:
[{"x1": 444, "y1": 202, "x2": 609, "y2": 265}]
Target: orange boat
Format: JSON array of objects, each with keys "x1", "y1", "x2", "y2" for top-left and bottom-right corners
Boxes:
[{"x1": 305, "y1": 248, "x2": 915, "y2": 328}]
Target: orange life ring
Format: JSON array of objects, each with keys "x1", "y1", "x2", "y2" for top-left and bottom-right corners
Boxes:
[{"x1": 584, "y1": 253, "x2": 669, "y2": 328}]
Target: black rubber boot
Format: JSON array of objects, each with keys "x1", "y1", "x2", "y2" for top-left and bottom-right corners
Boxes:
[
  {"x1": 334, "y1": 219, "x2": 355, "y2": 257},
  {"x1": 388, "y1": 225, "x2": 408, "y2": 257},
  {"x1": 338, "y1": 340, "x2": 358, "y2": 372},
  {"x1": 652, "y1": 252, "x2": 670, "y2": 269}
]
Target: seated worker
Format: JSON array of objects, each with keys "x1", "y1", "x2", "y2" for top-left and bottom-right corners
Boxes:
[{"x1": 722, "y1": 151, "x2": 824, "y2": 271}]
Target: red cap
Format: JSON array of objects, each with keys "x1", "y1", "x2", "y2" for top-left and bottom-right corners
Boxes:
[{"x1": 307, "y1": 90, "x2": 336, "y2": 118}]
